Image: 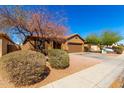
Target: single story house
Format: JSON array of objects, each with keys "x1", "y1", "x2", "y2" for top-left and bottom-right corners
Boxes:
[
  {"x1": 0, "y1": 32, "x2": 18, "y2": 57},
  {"x1": 22, "y1": 34, "x2": 85, "y2": 53}
]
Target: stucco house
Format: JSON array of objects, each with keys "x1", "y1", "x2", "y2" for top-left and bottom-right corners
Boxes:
[
  {"x1": 0, "y1": 32, "x2": 16, "y2": 57},
  {"x1": 22, "y1": 34, "x2": 85, "y2": 53}
]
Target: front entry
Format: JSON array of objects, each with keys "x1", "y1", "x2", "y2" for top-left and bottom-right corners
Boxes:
[{"x1": 53, "y1": 41, "x2": 61, "y2": 49}]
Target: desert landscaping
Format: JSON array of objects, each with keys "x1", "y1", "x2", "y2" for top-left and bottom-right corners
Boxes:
[{"x1": 0, "y1": 5, "x2": 124, "y2": 88}]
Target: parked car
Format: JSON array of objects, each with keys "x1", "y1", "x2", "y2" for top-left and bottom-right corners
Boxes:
[{"x1": 102, "y1": 47, "x2": 114, "y2": 53}]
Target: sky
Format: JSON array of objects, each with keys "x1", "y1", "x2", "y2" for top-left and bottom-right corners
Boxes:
[
  {"x1": 24, "y1": 5, "x2": 124, "y2": 43},
  {"x1": 46, "y1": 5, "x2": 124, "y2": 37},
  {"x1": 2, "y1": 5, "x2": 124, "y2": 44}
]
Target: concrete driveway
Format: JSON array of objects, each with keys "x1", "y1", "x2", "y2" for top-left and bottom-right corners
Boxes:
[
  {"x1": 71, "y1": 52, "x2": 120, "y2": 61},
  {"x1": 42, "y1": 54, "x2": 124, "y2": 88}
]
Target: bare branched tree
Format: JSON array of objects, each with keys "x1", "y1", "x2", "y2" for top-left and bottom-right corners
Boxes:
[{"x1": 0, "y1": 6, "x2": 68, "y2": 51}]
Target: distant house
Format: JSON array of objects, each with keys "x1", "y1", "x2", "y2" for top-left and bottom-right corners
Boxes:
[
  {"x1": 22, "y1": 34, "x2": 85, "y2": 53},
  {"x1": 84, "y1": 43, "x2": 101, "y2": 52},
  {"x1": 0, "y1": 32, "x2": 20, "y2": 57}
]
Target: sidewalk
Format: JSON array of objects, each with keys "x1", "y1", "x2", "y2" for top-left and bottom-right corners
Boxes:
[{"x1": 41, "y1": 54, "x2": 124, "y2": 88}]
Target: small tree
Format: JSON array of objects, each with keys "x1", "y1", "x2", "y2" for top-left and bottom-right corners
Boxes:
[
  {"x1": 101, "y1": 31, "x2": 123, "y2": 46},
  {"x1": 85, "y1": 34, "x2": 101, "y2": 45}
]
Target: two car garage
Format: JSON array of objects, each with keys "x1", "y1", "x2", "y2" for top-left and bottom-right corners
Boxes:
[
  {"x1": 64, "y1": 34, "x2": 85, "y2": 53},
  {"x1": 68, "y1": 43, "x2": 83, "y2": 53}
]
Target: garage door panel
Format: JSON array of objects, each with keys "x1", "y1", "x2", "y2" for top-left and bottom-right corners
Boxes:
[{"x1": 68, "y1": 43, "x2": 83, "y2": 53}]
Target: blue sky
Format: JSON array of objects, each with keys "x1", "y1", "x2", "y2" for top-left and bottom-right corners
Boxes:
[
  {"x1": 26, "y1": 5, "x2": 124, "y2": 43},
  {"x1": 4, "y1": 5, "x2": 124, "y2": 44},
  {"x1": 22, "y1": 5, "x2": 124, "y2": 36},
  {"x1": 46, "y1": 5, "x2": 124, "y2": 38}
]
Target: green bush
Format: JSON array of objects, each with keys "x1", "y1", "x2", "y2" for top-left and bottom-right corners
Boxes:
[
  {"x1": 48, "y1": 49, "x2": 69, "y2": 69},
  {"x1": 0, "y1": 50, "x2": 49, "y2": 87},
  {"x1": 112, "y1": 46, "x2": 124, "y2": 54}
]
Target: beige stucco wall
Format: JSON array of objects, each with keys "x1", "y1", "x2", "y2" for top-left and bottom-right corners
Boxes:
[
  {"x1": 82, "y1": 45, "x2": 84, "y2": 52},
  {"x1": 90, "y1": 45, "x2": 100, "y2": 52},
  {"x1": 2, "y1": 38, "x2": 8, "y2": 55},
  {"x1": 61, "y1": 42, "x2": 68, "y2": 51},
  {"x1": 0, "y1": 39, "x2": 2, "y2": 57},
  {"x1": 66, "y1": 36, "x2": 84, "y2": 44},
  {"x1": 21, "y1": 40, "x2": 35, "y2": 50},
  {"x1": 0, "y1": 37, "x2": 11, "y2": 57}
]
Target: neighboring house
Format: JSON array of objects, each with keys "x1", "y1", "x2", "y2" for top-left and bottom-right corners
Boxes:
[
  {"x1": 0, "y1": 32, "x2": 20, "y2": 57},
  {"x1": 84, "y1": 43, "x2": 100, "y2": 52},
  {"x1": 90, "y1": 45, "x2": 100, "y2": 52},
  {"x1": 22, "y1": 34, "x2": 85, "y2": 53}
]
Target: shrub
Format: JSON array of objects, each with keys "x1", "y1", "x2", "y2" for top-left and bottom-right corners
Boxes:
[
  {"x1": 112, "y1": 46, "x2": 124, "y2": 54},
  {"x1": 48, "y1": 49, "x2": 69, "y2": 69},
  {"x1": 0, "y1": 50, "x2": 49, "y2": 87},
  {"x1": 84, "y1": 46, "x2": 90, "y2": 52}
]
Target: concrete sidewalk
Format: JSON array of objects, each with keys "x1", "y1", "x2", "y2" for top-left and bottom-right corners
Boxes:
[{"x1": 41, "y1": 54, "x2": 124, "y2": 88}]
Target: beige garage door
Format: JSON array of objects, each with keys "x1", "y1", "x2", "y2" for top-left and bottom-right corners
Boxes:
[{"x1": 68, "y1": 43, "x2": 83, "y2": 53}]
